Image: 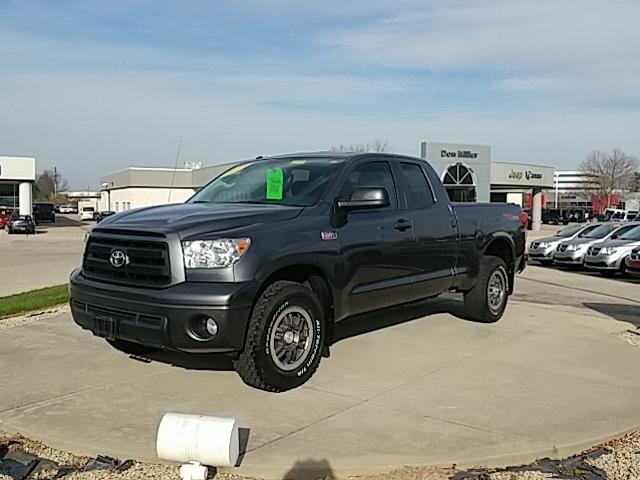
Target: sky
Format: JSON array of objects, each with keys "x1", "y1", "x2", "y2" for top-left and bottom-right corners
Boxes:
[{"x1": 1, "y1": 0, "x2": 640, "y2": 190}]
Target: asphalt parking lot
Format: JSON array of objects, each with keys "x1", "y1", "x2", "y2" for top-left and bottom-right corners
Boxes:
[{"x1": 1, "y1": 222, "x2": 639, "y2": 478}]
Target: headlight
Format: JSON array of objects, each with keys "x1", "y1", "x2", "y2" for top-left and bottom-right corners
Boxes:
[
  {"x1": 600, "y1": 247, "x2": 617, "y2": 255},
  {"x1": 83, "y1": 229, "x2": 92, "y2": 252},
  {"x1": 567, "y1": 244, "x2": 582, "y2": 251},
  {"x1": 538, "y1": 242, "x2": 553, "y2": 248},
  {"x1": 182, "y1": 238, "x2": 251, "y2": 269}
]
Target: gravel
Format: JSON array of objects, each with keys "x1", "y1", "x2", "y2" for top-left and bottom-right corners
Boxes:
[
  {"x1": 2, "y1": 429, "x2": 640, "y2": 480},
  {"x1": 0, "y1": 306, "x2": 69, "y2": 333}
]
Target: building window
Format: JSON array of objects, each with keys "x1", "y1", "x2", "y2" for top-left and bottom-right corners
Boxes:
[
  {"x1": 0, "y1": 183, "x2": 18, "y2": 207},
  {"x1": 441, "y1": 163, "x2": 477, "y2": 202}
]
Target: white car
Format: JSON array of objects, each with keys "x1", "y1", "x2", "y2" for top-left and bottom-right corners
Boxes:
[
  {"x1": 584, "y1": 225, "x2": 640, "y2": 276},
  {"x1": 58, "y1": 205, "x2": 74, "y2": 214},
  {"x1": 528, "y1": 223, "x2": 601, "y2": 265},
  {"x1": 554, "y1": 222, "x2": 629, "y2": 266},
  {"x1": 79, "y1": 207, "x2": 95, "y2": 221}
]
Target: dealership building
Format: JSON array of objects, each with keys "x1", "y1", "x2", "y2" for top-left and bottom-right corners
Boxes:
[
  {"x1": 0, "y1": 156, "x2": 36, "y2": 215},
  {"x1": 99, "y1": 142, "x2": 555, "y2": 230},
  {"x1": 421, "y1": 142, "x2": 555, "y2": 228}
]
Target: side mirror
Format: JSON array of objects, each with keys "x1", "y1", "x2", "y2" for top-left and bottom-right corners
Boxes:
[{"x1": 337, "y1": 187, "x2": 390, "y2": 210}]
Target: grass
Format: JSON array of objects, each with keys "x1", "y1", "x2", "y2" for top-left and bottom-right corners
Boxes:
[{"x1": 0, "y1": 284, "x2": 69, "y2": 319}]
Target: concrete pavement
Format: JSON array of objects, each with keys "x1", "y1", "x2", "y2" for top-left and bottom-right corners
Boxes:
[
  {"x1": 0, "y1": 215, "x2": 87, "y2": 296},
  {"x1": 1, "y1": 265, "x2": 640, "y2": 478}
]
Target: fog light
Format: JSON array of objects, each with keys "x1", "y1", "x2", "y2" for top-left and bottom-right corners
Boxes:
[
  {"x1": 188, "y1": 316, "x2": 219, "y2": 341},
  {"x1": 206, "y1": 318, "x2": 218, "y2": 336}
]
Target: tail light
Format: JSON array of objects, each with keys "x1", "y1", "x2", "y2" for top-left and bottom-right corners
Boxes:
[{"x1": 518, "y1": 211, "x2": 529, "y2": 228}]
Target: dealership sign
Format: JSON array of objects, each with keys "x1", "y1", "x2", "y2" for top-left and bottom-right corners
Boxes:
[
  {"x1": 440, "y1": 149, "x2": 479, "y2": 159},
  {"x1": 508, "y1": 169, "x2": 543, "y2": 181}
]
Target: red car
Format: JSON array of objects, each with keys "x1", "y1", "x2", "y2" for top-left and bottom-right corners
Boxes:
[
  {"x1": 0, "y1": 207, "x2": 14, "y2": 229},
  {"x1": 626, "y1": 247, "x2": 640, "y2": 277}
]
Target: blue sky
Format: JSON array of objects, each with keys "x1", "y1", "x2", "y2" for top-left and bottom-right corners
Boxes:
[{"x1": 2, "y1": 0, "x2": 640, "y2": 189}]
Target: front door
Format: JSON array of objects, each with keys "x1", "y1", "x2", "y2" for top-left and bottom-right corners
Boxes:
[{"x1": 333, "y1": 160, "x2": 414, "y2": 319}]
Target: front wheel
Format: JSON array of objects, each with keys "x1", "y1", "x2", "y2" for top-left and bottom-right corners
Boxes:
[
  {"x1": 234, "y1": 281, "x2": 325, "y2": 392},
  {"x1": 464, "y1": 256, "x2": 509, "y2": 323}
]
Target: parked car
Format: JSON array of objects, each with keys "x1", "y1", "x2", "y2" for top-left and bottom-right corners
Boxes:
[
  {"x1": 584, "y1": 224, "x2": 640, "y2": 276},
  {"x1": 528, "y1": 223, "x2": 600, "y2": 265},
  {"x1": 96, "y1": 211, "x2": 116, "y2": 223},
  {"x1": 34, "y1": 202, "x2": 56, "y2": 223},
  {"x1": 58, "y1": 205, "x2": 74, "y2": 214},
  {"x1": 542, "y1": 209, "x2": 563, "y2": 225},
  {"x1": 554, "y1": 222, "x2": 633, "y2": 267},
  {"x1": 625, "y1": 247, "x2": 640, "y2": 277},
  {"x1": 625, "y1": 211, "x2": 639, "y2": 222},
  {"x1": 33, "y1": 202, "x2": 56, "y2": 223},
  {"x1": 70, "y1": 152, "x2": 527, "y2": 392},
  {"x1": 7, "y1": 213, "x2": 36, "y2": 234},
  {"x1": 79, "y1": 206, "x2": 96, "y2": 221},
  {"x1": 0, "y1": 207, "x2": 14, "y2": 229}
]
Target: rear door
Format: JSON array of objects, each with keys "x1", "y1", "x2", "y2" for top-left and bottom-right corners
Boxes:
[
  {"x1": 334, "y1": 158, "x2": 414, "y2": 318},
  {"x1": 394, "y1": 160, "x2": 458, "y2": 300}
]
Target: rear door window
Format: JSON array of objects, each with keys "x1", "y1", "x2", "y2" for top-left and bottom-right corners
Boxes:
[{"x1": 399, "y1": 163, "x2": 435, "y2": 209}]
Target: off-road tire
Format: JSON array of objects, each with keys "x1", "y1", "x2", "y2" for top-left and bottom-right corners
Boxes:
[
  {"x1": 107, "y1": 339, "x2": 159, "y2": 356},
  {"x1": 233, "y1": 281, "x2": 325, "y2": 392},
  {"x1": 464, "y1": 256, "x2": 509, "y2": 323}
]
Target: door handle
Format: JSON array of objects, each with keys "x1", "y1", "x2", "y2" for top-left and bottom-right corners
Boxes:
[{"x1": 394, "y1": 219, "x2": 412, "y2": 231}]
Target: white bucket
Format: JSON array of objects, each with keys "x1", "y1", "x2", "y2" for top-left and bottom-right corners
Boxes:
[{"x1": 156, "y1": 413, "x2": 239, "y2": 467}]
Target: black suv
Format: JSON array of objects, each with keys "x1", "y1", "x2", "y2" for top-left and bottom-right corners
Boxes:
[{"x1": 33, "y1": 202, "x2": 56, "y2": 223}]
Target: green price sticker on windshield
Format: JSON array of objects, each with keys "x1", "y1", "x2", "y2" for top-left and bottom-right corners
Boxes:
[{"x1": 266, "y1": 167, "x2": 284, "y2": 200}]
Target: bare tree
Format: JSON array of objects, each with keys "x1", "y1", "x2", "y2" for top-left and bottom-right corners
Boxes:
[
  {"x1": 330, "y1": 139, "x2": 390, "y2": 153},
  {"x1": 579, "y1": 149, "x2": 639, "y2": 208},
  {"x1": 34, "y1": 168, "x2": 69, "y2": 201}
]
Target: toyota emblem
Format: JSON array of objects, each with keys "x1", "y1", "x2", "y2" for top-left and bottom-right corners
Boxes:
[{"x1": 109, "y1": 250, "x2": 129, "y2": 268}]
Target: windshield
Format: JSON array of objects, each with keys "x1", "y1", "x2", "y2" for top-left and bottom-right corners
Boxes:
[
  {"x1": 580, "y1": 224, "x2": 614, "y2": 238},
  {"x1": 619, "y1": 225, "x2": 640, "y2": 241},
  {"x1": 189, "y1": 157, "x2": 345, "y2": 207},
  {"x1": 554, "y1": 224, "x2": 586, "y2": 237}
]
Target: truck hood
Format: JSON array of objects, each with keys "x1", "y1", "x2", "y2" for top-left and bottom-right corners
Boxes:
[{"x1": 93, "y1": 203, "x2": 303, "y2": 237}]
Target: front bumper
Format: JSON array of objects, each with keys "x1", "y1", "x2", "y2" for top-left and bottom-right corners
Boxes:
[
  {"x1": 69, "y1": 268, "x2": 259, "y2": 353},
  {"x1": 584, "y1": 254, "x2": 622, "y2": 271},
  {"x1": 554, "y1": 250, "x2": 586, "y2": 265},
  {"x1": 528, "y1": 246, "x2": 555, "y2": 261}
]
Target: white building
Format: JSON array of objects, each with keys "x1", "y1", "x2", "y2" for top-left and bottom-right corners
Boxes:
[
  {"x1": 99, "y1": 162, "x2": 237, "y2": 212},
  {"x1": 0, "y1": 156, "x2": 36, "y2": 215}
]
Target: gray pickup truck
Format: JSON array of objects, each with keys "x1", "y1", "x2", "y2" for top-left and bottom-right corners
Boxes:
[{"x1": 70, "y1": 152, "x2": 527, "y2": 391}]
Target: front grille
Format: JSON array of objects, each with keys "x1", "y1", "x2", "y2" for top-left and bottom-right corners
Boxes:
[
  {"x1": 531, "y1": 242, "x2": 539, "y2": 249},
  {"x1": 557, "y1": 245, "x2": 568, "y2": 252},
  {"x1": 588, "y1": 247, "x2": 601, "y2": 256},
  {"x1": 83, "y1": 236, "x2": 171, "y2": 286}
]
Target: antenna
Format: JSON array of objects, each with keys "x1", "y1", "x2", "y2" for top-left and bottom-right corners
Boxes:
[{"x1": 168, "y1": 135, "x2": 183, "y2": 203}]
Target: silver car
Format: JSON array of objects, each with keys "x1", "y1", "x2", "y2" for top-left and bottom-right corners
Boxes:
[
  {"x1": 529, "y1": 223, "x2": 601, "y2": 265},
  {"x1": 584, "y1": 224, "x2": 640, "y2": 276},
  {"x1": 554, "y1": 222, "x2": 634, "y2": 266}
]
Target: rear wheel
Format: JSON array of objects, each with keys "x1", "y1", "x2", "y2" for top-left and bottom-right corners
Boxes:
[
  {"x1": 234, "y1": 281, "x2": 325, "y2": 392},
  {"x1": 464, "y1": 256, "x2": 509, "y2": 323}
]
